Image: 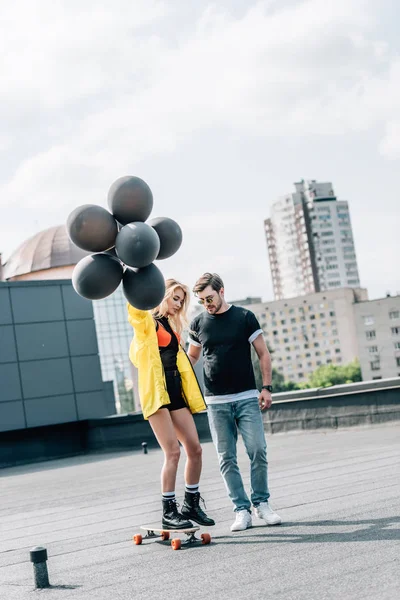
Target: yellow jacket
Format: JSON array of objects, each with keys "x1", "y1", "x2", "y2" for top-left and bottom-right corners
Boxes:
[{"x1": 127, "y1": 305, "x2": 207, "y2": 420}]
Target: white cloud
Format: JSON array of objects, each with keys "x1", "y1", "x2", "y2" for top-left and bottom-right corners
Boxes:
[
  {"x1": 2, "y1": 0, "x2": 400, "y2": 202},
  {"x1": 1, "y1": 0, "x2": 400, "y2": 299},
  {"x1": 379, "y1": 121, "x2": 400, "y2": 160}
]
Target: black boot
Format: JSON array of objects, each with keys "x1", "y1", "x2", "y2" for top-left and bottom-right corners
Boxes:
[
  {"x1": 162, "y1": 499, "x2": 194, "y2": 530},
  {"x1": 181, "y1": 492, "x2": 215, "y2": 526}
]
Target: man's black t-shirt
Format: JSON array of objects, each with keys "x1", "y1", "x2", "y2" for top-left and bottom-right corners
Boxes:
[{"x1": 189, "y1": 305, "x2": 262, "y2": 397}]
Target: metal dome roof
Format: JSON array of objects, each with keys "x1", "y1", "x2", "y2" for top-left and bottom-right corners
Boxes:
[{"x1": 3, "y1": 225, "x2": 89, "y2": 280}]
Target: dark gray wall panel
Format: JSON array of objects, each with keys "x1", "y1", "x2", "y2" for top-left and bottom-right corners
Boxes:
[
  {"x1": 15, "y1": 322, "x2": 69, "y2": 361},
  {"x1": 71, "y1": 356, "x2": 103, "y2": 393},
  {"x1": 76, "y1": 391, "x2": 109, "y2": 420},
  {"x1": 67, "y1": 320, "x2": 98, "y2": 356},
  {"x1": 20, "y1": 358, "x2": 73, "y2": 399},
  {"x1": 11, "y1": 286, "x2": 64, "y2": 323},
  {"x1": 25, "y1": 394, "x2": 77, "y2": 428},
  {"x1": 0, "y1": 325, "x2": 17, "y2": 363},
  {"x1": 0, "y1": 401, "x2": 25, "y2": 432},
  {"x1": 62, "y1": 285, "x2": 93, "y2": 320},
  {"x1": 0, "y1": 281, "x2": 115, "y2": 432},
  {"x1": 0, "y1": 363, "x2": 22, "y2": 402},
  {"x1": 0, "y1": 288, "x2": 12, "y2": 325},
  {"x1": 103, "y1": 381, "x2": 117, "y2": 415}
]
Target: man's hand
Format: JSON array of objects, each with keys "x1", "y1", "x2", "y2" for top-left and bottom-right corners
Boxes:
[{"x1": 258, "y1": 389, "x2": 272, "y2": 411}]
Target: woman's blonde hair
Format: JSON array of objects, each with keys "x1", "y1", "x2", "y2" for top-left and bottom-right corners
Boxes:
[{"x1": 152, "y1": 278, "x2": 190, "y2": 335}]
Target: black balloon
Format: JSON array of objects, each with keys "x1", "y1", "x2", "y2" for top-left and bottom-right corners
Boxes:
[
  {"x1": 67, "y1": 204, "x2": 118, "y2": 252},
  {"x1": 108, "y1": 176, "x2": 153, "y2": 225},
  {"x1": 116, "y1": 222, "x2": 160, "y2": 268},
  {"x1": 72, "y1": 254, "x2": 124, "y2": 300},
  {"x1": 123, "y1": 263, "x2": 165, "y2": 310},
  {"x1": 148, "y1": 217, "x2": 183, "y2": 259}
]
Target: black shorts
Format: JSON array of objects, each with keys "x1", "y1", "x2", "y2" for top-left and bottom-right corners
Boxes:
[{"x1": 161, "y1": 370, "x2": 188, "y2": 412}]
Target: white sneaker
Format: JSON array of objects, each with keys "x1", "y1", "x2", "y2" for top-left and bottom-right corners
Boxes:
[
  {"x1": 254, "y1": 502, "x2": 282, "y2": 525},
  {"x1": 230, "y1": 510, "x2": 252, "y2": 532}
]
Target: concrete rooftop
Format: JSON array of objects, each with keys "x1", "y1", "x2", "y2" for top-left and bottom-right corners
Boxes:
[{"x1": 1, "y1": 423, "x2": 399, "y2": 599}]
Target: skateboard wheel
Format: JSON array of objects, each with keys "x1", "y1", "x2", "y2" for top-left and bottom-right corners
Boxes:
[
  {"x1": 161, "y1": 531, "x2": 170, "y2": 541},
  {"x1": 133, "y1": 534, "x2": 143, "y2": 545},
  {"x1": 171, "y1": 538, "x2": 181, "y2": 550},
  {"x1": 201, "y1": 533, "x2": 211, "y2": 545}
]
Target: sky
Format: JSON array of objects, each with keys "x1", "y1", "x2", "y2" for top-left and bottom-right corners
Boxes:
[{"x1": 1, "y1": 0, "x2": 399, "y2": 302}]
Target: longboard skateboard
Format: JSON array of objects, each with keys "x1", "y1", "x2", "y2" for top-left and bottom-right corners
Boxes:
[{"x1": 133, "y1": 526, "x2": 211, "y2": 550}]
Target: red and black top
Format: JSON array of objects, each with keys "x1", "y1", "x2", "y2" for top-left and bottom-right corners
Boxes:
[{"x1": 155, "y1": 316, "x2": 181, "y2": 371}]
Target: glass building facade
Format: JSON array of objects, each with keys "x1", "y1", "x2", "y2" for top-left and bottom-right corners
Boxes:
[{"x1": 93, "y1": 285, "x2": 138, "y2": 414}]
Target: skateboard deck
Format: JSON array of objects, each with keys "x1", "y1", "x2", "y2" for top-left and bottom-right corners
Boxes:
[{"x1": 133, "y1": 525, "x2": 211, "y2": 550}]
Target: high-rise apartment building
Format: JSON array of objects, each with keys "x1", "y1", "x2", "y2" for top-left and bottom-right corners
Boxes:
[{"x1": 265, "y1": 180, "x2": 360, "y2": 300}]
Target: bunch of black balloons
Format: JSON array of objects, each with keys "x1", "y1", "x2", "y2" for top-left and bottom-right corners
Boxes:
[{"x1": 67, "y1": 176, "x2": 182, "y2": 310}]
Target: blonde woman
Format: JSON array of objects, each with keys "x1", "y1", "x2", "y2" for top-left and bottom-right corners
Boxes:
[{"x1": 128, "y1": 279, "x2": 215, "y2": 529}]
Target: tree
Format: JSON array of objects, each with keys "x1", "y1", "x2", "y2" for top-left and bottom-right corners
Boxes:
[{"x1": 306, "y1": 359, "x2": 362, "y2": 389}]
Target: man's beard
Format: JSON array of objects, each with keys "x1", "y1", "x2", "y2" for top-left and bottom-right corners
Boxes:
[{"x1": 211, "y1": 295, "x2": 223, "y2": 313}]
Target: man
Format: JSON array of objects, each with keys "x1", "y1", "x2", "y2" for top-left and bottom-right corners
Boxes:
[{"x1": 187, "y1": 272, "x2": 281, "y2": 531}]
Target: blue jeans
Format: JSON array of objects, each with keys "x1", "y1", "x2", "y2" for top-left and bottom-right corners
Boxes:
[{"x1": 207, "y1": 397, "x2": 270, "y2": 512}]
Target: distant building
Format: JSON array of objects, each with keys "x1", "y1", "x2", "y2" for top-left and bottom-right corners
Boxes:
[
  {"x1": 230, "y1": 297, "x2": 262, "y2": 307},
  {"x1": 240, "y1": 287, "x2": 368, "y2": 384},
  {"x1": 2, "y1": 225, "x2": 138, "y2": 413},
  {"x1": 265, "y1": 180, "x2": 360, "y2": 300},
  {"x1": 354, "y1": 295, "x2": 400, "y2": 381}
]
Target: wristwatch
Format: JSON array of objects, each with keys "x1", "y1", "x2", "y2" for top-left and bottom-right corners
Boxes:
[{"x1": 262, "y1": 385, "x2": 273, "y2": 393}]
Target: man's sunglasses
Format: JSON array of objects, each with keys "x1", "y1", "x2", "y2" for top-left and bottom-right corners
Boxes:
[{"x1": 198, "y1": 295, "x2": 216, "y2": 305}]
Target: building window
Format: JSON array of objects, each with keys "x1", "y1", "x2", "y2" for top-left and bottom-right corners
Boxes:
[
  {"x1": 396, "y1": 357, "x2": 400, "y2": 367},
  {"x1": 363, "y1": 315, "x2": 374, "y2": 326},
  {"x1": 391, "y1": 327, "x2": 400, "y2": 336},
  {"x1": 394, "y1": 342, "x2": 400, "y2": 350},
  {"x1": 329, "y1": 311, "x2": 335, "y2": 317},
  {"x1": 366, "y1": 330, "x2": 376, "y2": 340},
  {"x1": 389, "y1": 310, "x2": 400, "y2": 320},
  {"x1": 370, "y1": 360, "x2": 380, "y2": 371},
  {"x1": 368, "y1": 346, "x2": 378, "y2": 353}
]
